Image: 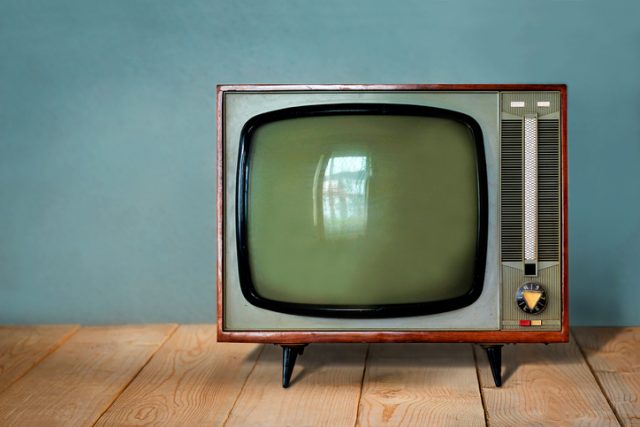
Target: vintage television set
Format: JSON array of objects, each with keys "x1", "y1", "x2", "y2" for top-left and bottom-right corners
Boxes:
[{"x1": 217, "y1": 84, "x2": 568, "y2": 388}]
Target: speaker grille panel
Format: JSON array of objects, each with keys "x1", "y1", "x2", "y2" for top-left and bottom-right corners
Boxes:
[
  {"x1": 538, "y1": 119, "x2": 560, "y2": 261},
  {"x1": 501, "y1": 119, "x2": 523, "y2": 261}
]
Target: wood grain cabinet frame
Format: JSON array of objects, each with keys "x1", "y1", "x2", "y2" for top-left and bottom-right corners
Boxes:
[{"x1": 216, "y1": 84, "x2": 568, "y2": 345}]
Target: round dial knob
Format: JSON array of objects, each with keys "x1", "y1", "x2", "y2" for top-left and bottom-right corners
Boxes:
[{"x1": 516, "y1": 282, "x2": 547, "y2": 314}]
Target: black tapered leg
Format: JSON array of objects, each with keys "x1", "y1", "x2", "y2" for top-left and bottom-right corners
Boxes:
[
  {"x1": 281, "y1": 345, "x2": 307, "y2": 388},
  {"x1": 483, "y1": 345, "x2": 503, "y2": 387}
]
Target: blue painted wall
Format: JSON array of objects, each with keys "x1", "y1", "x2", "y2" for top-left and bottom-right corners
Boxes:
[{"x1": 1, "y1": 0, "x2": 639, "y2": 325}]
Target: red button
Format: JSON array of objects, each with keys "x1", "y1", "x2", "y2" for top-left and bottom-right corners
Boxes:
[{"x1": 519, "y1": 320, "x2": 531, "y2": 326}]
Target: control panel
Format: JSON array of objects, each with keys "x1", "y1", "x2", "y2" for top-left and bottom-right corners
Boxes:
[{"x1": 500, "y1": 92, "x2": 562, "y2": 331}]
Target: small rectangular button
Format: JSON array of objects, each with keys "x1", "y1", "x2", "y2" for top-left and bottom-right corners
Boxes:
[
  {"x1": 537, "y1": 101, "x2": 551, "y2": 107},
  {"x1": 519, "y1": 320, "x2": 531, "y2": 326},
  {"x1": 531, "y1": 320, "x2": 542, "y2": 326},
  {"x1": 510, "y1": 101, "x2": 525, "y2": 107},
  {"x1": 524, "y1": 262, "x2": 537, "y2": 276}
]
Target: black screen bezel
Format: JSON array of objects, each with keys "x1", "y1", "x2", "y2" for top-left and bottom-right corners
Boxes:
[{"x1": 236, "y1": 103, "x2": 488, "y2": 318}]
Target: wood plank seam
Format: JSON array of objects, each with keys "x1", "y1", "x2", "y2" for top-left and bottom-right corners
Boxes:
[
  {"x1": 0, "y1": 324, "x2": 80, "y2": 397},
  {"x1": 573, "y1": 331, "x2": 625, "y2": 426},
  {"x1": 221, "y1": 344, "x2": 266, "y2": 427},
  {"x1": 91, "y1": 324, "x2": 179, "y2": 427},
  {"x1": 224, "y1": 343, "x2": 367, "y2": 426},
  {"x1": 475, "y1": 334, "x2": 619, "y2": 426},
  {"x1": 352, "y1": 344, "x2": 371, "y2": 427},
  {"x1": 356, "y1": 344, "x2": 485, "y2": 426},
  {"x1": 3, "y1": 326, "x2": 632, "y2": 426},
  {"x1": 471, "y1": 344, "x2": 489, "y2": 427}
]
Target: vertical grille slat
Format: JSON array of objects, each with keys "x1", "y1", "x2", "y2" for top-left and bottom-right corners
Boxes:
[
  {"x1": 501, "y1": 120, "x2": 523, "y2": 261},
  {"x1": 538, "y1": 119, "x2": 560, "y2": 261}
]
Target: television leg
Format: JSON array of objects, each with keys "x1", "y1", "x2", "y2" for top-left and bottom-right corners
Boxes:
[
  {"x1": 482, "y1": 345, "x2": 503, "y2": 387},
  {"x1": 281, "y1": 345, "x2": 307, "y2": 388}
]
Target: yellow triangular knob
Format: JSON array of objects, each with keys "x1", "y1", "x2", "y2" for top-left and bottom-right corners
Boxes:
[{"x1": 522, "y1": 290, "x2": 542, "y2": 310}]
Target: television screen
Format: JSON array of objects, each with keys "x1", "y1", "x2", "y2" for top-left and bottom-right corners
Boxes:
[{"x1": 237, "y1": 104, "x2": 487, "y2": 316}]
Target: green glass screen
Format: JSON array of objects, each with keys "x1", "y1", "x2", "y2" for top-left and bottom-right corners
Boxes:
[{"x1": 246, "y1": 114, "x2": 479, "y2": 306}]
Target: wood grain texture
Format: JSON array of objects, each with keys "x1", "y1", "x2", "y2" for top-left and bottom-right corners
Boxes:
[
  {"x1": 2, "y1": 325, "x2": 637, "y2": 426},
  {"x1": 574, "y1": 327, "x2": 640, "y2": 426},
  {"x1": 216, "y1": 83, "x2": 225, "y2": 341},
  {"x1": 95, "y1": 325, "x2": 262, "y2": 426},
  {"x1": 218, "y1": 84, "x2": 567, "y2": 92},
  {"x1": 0, "y1": 325, "x2": 78, "y2": 394},
  {"x1": 224, "y1": 343, "x2": 367, "y2": 427},
  {"x1": 218, "y1": 329, "x2": 568, "y2": 344},
  {"x1": 561, "y1": 84, "x2": 570, "y2": 334},
  {"x1": 358, "y1": 344, "x2": 485, "y2": 427},
  {"x1": 0, "y1": 324, "x2": 176, "y2": 427},
  {"x1": 476, "y1": 337, "x2": 619, "y2": 426}
]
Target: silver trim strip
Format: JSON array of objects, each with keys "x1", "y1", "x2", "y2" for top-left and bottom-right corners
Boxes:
[{"x1": 523, "y1": 115, "x2": 538, "y2": 262}]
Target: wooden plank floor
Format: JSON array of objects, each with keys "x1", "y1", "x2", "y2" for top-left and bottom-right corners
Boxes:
[{"x1": 0, "y1": 326, "x2": 637, "y2": 426}]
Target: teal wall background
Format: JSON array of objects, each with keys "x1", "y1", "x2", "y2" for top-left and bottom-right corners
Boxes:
[{"x1": 1, "y1": 0, "x2": 639, "y2": 325}]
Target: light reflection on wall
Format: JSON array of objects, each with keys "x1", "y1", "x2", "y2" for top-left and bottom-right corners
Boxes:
[{"x1": 318, "y1": 155, "x2": 371, "y2": 238}]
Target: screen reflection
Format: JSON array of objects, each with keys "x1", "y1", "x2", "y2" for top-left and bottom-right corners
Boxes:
[{"x1": 315, "y1": 155, "x2": 371, "y2": 239}]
